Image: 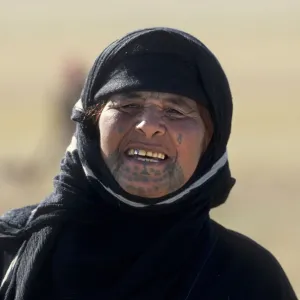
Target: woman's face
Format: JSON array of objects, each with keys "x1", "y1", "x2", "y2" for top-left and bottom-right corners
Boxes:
[{"x1": 98, "y1": 91, "x2": 209, "y2": 198}]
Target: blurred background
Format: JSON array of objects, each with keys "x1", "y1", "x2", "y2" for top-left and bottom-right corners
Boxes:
[{"x1": 0, "y1": 0, "x2": 299, "y2": 294}]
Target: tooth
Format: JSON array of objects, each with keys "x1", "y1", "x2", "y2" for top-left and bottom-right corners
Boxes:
[
  {"x1": 128, "y1": 149, "x2": 134, "y2": 155},
  {"x1": 130, "y1": 149, "x2": 166, "y2": 159},
  {"x1": 157, "y1": 153, "x2": 165, "y2": 160},
  {"x1": 146, "y1": 151, "x2": 153, "y2": 157},
  {"x1": 138, "y1": 149, "x2": 146, "y2": 156}
]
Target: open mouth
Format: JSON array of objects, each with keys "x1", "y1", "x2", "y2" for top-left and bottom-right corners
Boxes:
[{"x1": 125, "y1": 148, "x2": 169, "y2": 163}]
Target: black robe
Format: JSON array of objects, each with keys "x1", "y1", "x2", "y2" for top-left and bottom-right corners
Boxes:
[{"x1": 0, "y1": 205, "x2": 297, "y2": 300}]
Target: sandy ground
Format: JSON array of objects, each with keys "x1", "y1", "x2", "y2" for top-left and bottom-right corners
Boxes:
[{"x1": 0, "y1": 0, "x2": 299, "y2": 295}]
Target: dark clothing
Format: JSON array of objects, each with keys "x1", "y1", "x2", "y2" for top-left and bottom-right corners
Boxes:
[
  {"x1": 0, "y1": 205, "x2": 297, "y2": 300},
  {"x1": 46, "y1": 27, "x2": 237, "y2": 298},
  {"x1": 42, "y1": 27, "x2": 237, "y2": 299}
]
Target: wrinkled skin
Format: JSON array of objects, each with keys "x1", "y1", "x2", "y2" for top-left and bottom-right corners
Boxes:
[{"x1": 98, "y1": 91, "x2": 209, "y2": 198}]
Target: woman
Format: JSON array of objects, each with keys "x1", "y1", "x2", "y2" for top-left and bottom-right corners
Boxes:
[{"x1": 0, "y1": 27, "x2": 297, "y2": 300}]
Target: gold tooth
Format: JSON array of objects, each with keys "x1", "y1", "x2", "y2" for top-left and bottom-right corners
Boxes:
[
  {"x1": 139, "y1": 149, "x2": 146, "y2": 156},
  {"x1": 146, "y1": 151, "x2": 153, "y2": 157},
  {"x1": 128, "y1": 149, "x2": 134, "y2": 155},
  {"x1": 129, "y1": 149, "x2": 166, "y2": 159}
]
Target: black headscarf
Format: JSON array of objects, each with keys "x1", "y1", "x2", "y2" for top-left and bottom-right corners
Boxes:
[
  {"x1": 67, "y1": 27, "x2": 235, "y2": 211},
  {"x1": 27, "y1": 27, "x2": 235, "y2": 299}
]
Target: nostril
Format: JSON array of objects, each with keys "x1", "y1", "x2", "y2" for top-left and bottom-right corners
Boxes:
[{"x1": 135, "y1": 122, "x2": 166, "y2": 138}]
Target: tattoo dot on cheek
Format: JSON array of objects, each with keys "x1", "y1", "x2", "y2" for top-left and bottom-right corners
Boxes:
[{"x1": 177, "y1": 133, "x2": 183, "y2": 145}]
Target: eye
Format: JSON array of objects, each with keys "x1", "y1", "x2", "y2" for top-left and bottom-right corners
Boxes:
[
  {"x1": 118, "y1": 103, "x2": 143, "y2": 113},
  {"x1": 164, "y1": 108, "x2": 184, "y2": 117},
  {"x1": 122, "y1": 104, "x2": 142, "y2": 109}
]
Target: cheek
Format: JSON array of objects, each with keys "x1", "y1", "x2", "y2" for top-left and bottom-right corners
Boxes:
[
  {"x1": 98, "y1": 110, "x2": 131, "y2": 156},
  {"x1": 169, "y1": 120, "x2": 206, "y2": 179}
]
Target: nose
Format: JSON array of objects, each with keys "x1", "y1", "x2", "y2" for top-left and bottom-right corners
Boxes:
[{"x1": 135, "y1": 108, "x2": 166, "y2": 138}]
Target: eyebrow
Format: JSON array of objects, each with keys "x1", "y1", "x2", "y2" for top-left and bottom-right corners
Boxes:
[
  {"x1": 118, "y1": 92, "x2": 142, "y2": 99},
  {"x1": 162, "y1": 96, "x2": 195, "y2": 111}
]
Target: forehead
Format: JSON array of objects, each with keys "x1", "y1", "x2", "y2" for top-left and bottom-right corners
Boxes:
[{"x1": 110, "y1": 91, "x2": 198, "y2": 108}]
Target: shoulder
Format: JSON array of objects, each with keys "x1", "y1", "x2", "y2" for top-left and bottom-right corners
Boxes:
[
  {"x1": 0, "y1": 204, "x2": 37, "y2": 229},
  {"x1": 207, "y1": 221, "x2": 297, "y2": 299},
  {"x1": 212, "y1": 220, "x2": 279, "y2": 264}
]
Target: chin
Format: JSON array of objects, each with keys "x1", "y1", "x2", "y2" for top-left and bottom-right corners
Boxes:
[{"x1": 121, "y1": 183, "x2": 167, "y2": 199}]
